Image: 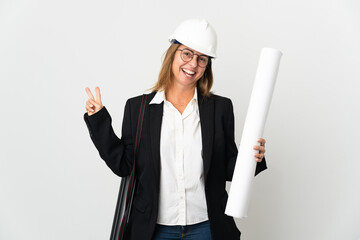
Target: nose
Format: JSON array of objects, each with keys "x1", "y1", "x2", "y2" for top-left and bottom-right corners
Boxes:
[{"x1": 188, "y1": 55, "x2": 198, "y2": 67}]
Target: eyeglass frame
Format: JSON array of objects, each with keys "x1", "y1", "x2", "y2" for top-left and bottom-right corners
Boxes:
[{"x1": 176, "y1": 48, "x2": 211, "y2": 68}]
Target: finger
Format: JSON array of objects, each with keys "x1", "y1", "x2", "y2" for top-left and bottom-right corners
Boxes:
[
  {"x1": 85, "y1": 104, "x2": 93, "y2": 112},
  {"x1": 253, "y1": 145, "x2": 261, "y2": 151},
  {"x1": 88, "y1": 98, "x2": 101, "y2": 108},
  {"x1": 257, "y1": 138, "x2": 265, "y2": 146},
  {"x1": 258, "y1": 138, "x2": 266, "y2": 146},
  {"x1": 256, "y1": 146, "x2": 266, "y2": 154},
  {"x1": 95, "y1": 86, "x2": 101, "y2": 103},
  {"x1": 85, "y1": 104, "x2": 95, "y2": 113},
  {"x1": 86, "y1": 100, "x2": 93, "y2": 108},
  {"x1": 85, "y1": 87, "x2": 95, "y2": 100},
  {"x1": 254, "y1": 153, "x2": 264, "y2": 159},
  {"x1": 256, "y1": 157, "x2": 262, "y2": 162}
]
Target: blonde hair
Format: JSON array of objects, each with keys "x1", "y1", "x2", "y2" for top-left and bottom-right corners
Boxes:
[{"x1": 151, "y1": 43, "x2": 213, "y2": 97}]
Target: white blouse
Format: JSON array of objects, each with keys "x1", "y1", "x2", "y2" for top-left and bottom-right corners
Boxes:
[{"x1": 149, "y1": 89, "x2": 208, "y2": 226}]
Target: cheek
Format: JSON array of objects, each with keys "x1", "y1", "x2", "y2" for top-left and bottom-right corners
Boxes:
[
  {"x1": 172, "y1": 62, "x2": 179, "y2": 76},
  {"x1": 197, "y1": 69, "x2": 206, "y2": 79},
  {"x1": 172, "y1": 56, "x2": 182, "y2": 73},
  {"x1": 171, "y1": 64, "x2": 176, "y2": 75}
]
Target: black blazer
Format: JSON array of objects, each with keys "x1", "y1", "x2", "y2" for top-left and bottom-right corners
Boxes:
[{"x1": 84, "y1": 90, "x2": 267, "y2": 240}]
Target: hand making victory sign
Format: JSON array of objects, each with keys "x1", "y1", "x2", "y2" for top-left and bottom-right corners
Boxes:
[{"x1": 85, "y1": 87, "x2": 103, "y2": 116}]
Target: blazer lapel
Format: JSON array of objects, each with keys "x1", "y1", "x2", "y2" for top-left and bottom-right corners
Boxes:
[
  {"x1": 148, "y1": 100, "x2": 163, "y2": 194},
  {"x1": 198, "y1": 92, "x2": 214, "y2": 181}
]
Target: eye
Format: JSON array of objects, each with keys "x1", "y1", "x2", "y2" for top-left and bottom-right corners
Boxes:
[
  {"x1": 183, "y1": 50, "x2": 192, "y2": 57},
  {"x1": 199, "y1": 56, "x2": 208, "y2": 63}
]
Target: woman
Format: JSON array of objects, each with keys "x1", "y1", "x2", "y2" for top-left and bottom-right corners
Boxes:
[{"x1": 84, "y1": 19, "x2": 267, "y2": 240}]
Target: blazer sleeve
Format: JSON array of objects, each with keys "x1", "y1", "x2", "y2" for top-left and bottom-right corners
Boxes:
[
  {"x1": 83, "y1": 101, "x2": 134, "y2": 177},
  {"x1": 224, "y1": 99, "x2": 238, "y2": 181},
  {"x1": 224, "y1": 99, "x2": 267, "y2": 181}
]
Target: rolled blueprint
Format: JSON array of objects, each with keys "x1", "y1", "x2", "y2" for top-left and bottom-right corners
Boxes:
[{"x1": 225, "y1": 48, "x2": 282, "y2": 218}]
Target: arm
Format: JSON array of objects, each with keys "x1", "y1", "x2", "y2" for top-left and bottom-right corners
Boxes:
[
  {"x1": 84, "y1": 101, "x2": 134, "y2": 177},
  {"x1": 224, "y1": 99, "x2": 238, "y2": 181}
]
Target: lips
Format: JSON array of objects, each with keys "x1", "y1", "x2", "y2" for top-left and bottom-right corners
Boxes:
[{"x1": 182, "y1": 68, "x2": 196, "y2": 77}]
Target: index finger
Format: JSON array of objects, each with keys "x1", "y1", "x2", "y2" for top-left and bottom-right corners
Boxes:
[
  {"x1": 85, "y1": 87, "x2": 95, "y2": 100},
  {"x1": 257, "y1": 138, "x2": 266, "y2": 146}
]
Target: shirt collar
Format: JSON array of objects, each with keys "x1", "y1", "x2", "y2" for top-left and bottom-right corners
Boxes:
[
  {"x1": 149, "y1": 90, "x2": 165, "y2": 104},
  {"x1": 149, "y1": 88, "x2": 198, "y2": 105}
]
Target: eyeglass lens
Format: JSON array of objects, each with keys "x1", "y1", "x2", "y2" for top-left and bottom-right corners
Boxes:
[{"x1": 180, "y1": 49, "x2": 209, "y2": 67}]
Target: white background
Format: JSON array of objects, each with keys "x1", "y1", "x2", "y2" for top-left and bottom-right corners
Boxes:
[{"x1": 1, "y1": 0, "x2": 359, "y2": 239}]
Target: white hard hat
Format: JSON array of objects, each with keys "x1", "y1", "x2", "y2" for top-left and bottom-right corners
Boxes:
[{"x1": 169, "y1": 19, "x2": 217, "y2": 58}]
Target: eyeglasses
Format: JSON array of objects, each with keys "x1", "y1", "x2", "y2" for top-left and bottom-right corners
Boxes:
[{"x1": 177, "y1": 49, "x2": 210, "y2": 68}]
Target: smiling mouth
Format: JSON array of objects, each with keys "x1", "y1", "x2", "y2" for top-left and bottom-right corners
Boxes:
[{"x1": 182, "y1": 68, "x2": 196, "y2": 77}]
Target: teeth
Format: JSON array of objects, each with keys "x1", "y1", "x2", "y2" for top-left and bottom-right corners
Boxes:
[{"x1": 182, "y1": 68, "x2": 195, "y2": 75}]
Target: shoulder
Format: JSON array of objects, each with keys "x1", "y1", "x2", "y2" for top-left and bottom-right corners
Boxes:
[
  {"x1": 203, "y1": 93, "x2": 233, "y2": 107},
  {"x1": 210, "y1": 94, "x2": 232, "y2": 103},
  {"x1": 200, "y1": 94, "x2": 234, "y2": 118},
  {"x1": 126, "y1": 92, "x2": 157, "y2": 106}
]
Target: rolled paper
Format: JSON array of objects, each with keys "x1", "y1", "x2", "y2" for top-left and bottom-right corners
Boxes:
[{"x1": 225, "y1": 48, "x2": 282, "y2": 218}]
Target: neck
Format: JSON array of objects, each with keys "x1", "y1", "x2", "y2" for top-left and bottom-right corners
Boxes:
[
  {"x1": 165, "y1": 84, "x2": 196, "y2": 114},
  {"x1": 166, "y1": 84, "x2": 196, "y2": 104}
]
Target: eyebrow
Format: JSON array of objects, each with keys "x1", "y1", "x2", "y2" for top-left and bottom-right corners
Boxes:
[{"x1": 181, "y1": 48, "x2": 209, "y2": 58}]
